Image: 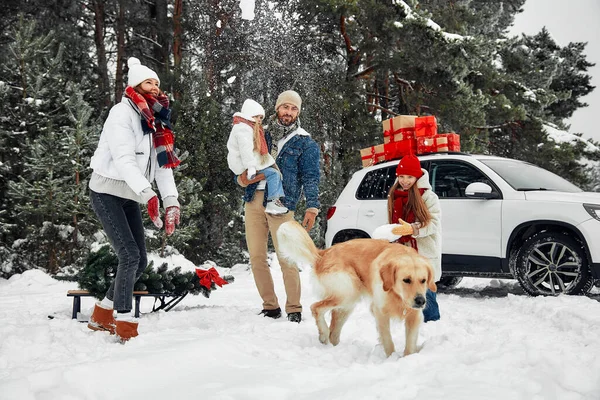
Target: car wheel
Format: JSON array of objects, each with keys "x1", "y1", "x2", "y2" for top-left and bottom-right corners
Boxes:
[
  {"x1": 514, "y1": 231, "x2": 594, "y2": 296},
  {"x1": 436, "y1": 276, "x2": 463, "y2": 290},
  {"x1": 331, "y1": 230, "x2": 370, "y2": 245}
]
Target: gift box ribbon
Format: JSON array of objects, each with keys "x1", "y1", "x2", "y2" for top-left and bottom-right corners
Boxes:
[
  {"x1": 383, "y1": 118, "x2": 415, "y2": 142},
  {"x1": 361, "y1": 146, "x2": 385, "y2": 161},
  {"x1": 415, "y1": 116, "x2": 437, "y2": 137}
]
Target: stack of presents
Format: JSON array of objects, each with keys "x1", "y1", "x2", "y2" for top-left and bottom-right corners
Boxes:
[{"x1": 360, "y1": 115, "x2": 461, "y2": 168}]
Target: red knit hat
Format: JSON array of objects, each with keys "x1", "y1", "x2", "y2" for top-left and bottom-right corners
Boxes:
[{"x1": 396, "y1": 154, "x2": 423, "y2": 178}]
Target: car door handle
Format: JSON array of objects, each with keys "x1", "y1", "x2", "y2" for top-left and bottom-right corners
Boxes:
[{"x1": 364, "y1": 210, "x2": 375, "y2": 217}]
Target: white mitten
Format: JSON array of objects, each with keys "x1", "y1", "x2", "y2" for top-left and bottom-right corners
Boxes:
[{"x1": 247, "y1": 166, "x2": 256, "y2": 180}]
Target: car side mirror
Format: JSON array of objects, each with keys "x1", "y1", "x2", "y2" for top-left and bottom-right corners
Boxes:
[{"x1": 465, "y1": 182, "x2": 498, "y2": 199}]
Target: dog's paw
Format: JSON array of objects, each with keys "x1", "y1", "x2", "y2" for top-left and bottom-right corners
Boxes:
[
  {"x1": 403, "y1": 347, "x2": 417, "y2": 357},
  {"x1": 318, "y1": 333, "x2": 330, "y2": 344},
  {"x1": 329, "y1": 333, "x2": 340, "y2": 346}
]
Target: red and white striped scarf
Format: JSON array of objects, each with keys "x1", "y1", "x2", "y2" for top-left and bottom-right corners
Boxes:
[{"x1": 124, "y1": 86, "x2": 180, "y2": 169}]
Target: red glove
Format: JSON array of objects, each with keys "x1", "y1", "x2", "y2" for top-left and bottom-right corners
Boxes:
[
  {"x1": 165, "y1": 206, "x2": 180, "y2": 236},
  {"x1": 147, "y1": 196, "x2": 163, "y2": 229}
]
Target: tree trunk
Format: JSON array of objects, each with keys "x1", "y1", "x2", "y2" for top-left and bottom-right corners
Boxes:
[
  {"x1": 92, "y1": 0, "x2": 111, "y2": 109},
  {"x1": 72, "y1": 169, "x2": 79, "y2": 246},
  {"x1": 205, "y1": 0, "x2": 231, "y2": 95},
  {"x1": 173, "y1": 0, "x2": 183, "y2": 100},
  {"x1": 152, "y1": 0, "x2": 170, "y2": 77},
  {"x1": 114, "y1": 0, "x2": 126, "y2": 101}
]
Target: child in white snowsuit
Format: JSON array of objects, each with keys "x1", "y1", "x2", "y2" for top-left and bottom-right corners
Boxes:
[{"x1": 227, "y1": 99, "x2": 288, "y2": 214}]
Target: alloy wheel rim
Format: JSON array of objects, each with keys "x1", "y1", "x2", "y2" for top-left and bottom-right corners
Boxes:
[{"x1": 525, "y1": 241, "x2": 581, "y2": 295}]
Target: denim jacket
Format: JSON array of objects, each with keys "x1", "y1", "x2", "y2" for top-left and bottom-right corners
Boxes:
[{"x1": 243, "y1": 128, "x2": 320, "y2": 211}]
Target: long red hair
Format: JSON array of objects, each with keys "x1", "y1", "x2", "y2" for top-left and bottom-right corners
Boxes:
[{"x1": 387, "y1": 179, "x2": 432, "y2": 227}]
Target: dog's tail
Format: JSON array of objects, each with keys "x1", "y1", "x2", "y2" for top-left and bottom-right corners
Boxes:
[{"x1": 276, "y1": 220, "x2": 320, "y2": 268}]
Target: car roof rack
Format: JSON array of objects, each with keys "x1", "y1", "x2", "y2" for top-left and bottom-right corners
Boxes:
[
  {"x1": 418, "y1": 151, "x2": 471, "y2": 157},
  {"x1": 370, "y1": 151, "x2": 471, "y2": 166}
]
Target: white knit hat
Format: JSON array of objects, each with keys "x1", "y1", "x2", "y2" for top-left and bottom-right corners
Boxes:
[
  {"x1": 234, "y1": 99, "x2": 265, "y2": 121},
  {"x1": 127, "y1": 57, "x2": 160, "y2": 87},
  {"x1": 275, "y1": 90, "x2": 302, "y2": 112}
]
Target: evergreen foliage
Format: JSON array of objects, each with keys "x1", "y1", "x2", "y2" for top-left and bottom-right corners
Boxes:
[
  {"x1": 77, "y1": 245, "x2": 234, "y2": 300},
  {"x1": 1, "y1": 0, "x2": 598, "y2": 278}
]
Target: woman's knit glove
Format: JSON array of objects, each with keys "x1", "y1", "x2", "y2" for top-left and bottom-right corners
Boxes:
[
  {"x1": 165, "y1": 206, "x2": 181, "y2": 236},
  {"x1": 391, "y1": 218, "x2": 414, "y2": 236},
  {"x1": 142, "y1": 188, "x2": 163, "y2": 229},
  {"x1": 147, "y1": 196, "x2": 163, "y2": 229}
]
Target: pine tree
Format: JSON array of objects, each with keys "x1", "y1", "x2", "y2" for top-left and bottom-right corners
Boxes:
[{"x1": 1, "y1": 18, "x2": 99, "y2": 275}]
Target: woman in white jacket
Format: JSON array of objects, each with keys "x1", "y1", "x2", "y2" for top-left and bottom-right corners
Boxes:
[
  {"x1": 227, "y1": 99, "x2": 287, "y2": 214},
  {"x1": 87, "y1": 57, "x2": 181, "y2": 341},
  {"x1": 386, "y1": 154, "x2": 442, "y2": 322}
]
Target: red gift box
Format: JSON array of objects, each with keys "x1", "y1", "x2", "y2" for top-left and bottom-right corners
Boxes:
[
  {"x1": 416, "y1": 137, "x2": 436, "y2": 155},
  {"x1": 435, "y1": 133, "x2": 460, "y2": 152},
  {"x1": 359, "y1": 144, "x2": 385, "y2": 168},
  {"x1": 382, "y1": 115, "x2": 417, "y2": 144},
  {"x1": 384, "y1": 139, "x2": 417, "y2": 160},
  {"x1": 414, "y1": 116, "x2": 437, "y2": 138}
]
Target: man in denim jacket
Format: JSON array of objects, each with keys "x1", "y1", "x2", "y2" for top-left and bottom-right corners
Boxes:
[{"x1": 237, "y1": 90, "x2": 320, "y2": 323}]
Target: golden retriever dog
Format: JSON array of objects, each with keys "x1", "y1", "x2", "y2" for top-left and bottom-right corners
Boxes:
[{"x1": 276, "y1": 221, "x2": 436, "y2": 357}]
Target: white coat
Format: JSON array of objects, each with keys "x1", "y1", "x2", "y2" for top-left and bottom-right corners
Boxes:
[
  {"x1": 226, "y1": 117, "x2": 276, "y2": 175},
  {"x1": 411, "y1": 170, "x2": 443, "y2": 282},
  {"x1": 89, "y1": 97, "x2": 178, "y2": 202}
]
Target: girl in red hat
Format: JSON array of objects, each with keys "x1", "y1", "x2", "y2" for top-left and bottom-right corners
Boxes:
[{"x1": 387, "y1": 154, "x2": 442, "y2": 322}]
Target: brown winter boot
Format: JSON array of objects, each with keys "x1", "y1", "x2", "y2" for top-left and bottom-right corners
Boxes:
[
  {"x1": 115, "y1": 320, "x2": 139, "y2": 342},
  {"x1": 88, "y1": 304, "x2": 116, "y2": 334}
]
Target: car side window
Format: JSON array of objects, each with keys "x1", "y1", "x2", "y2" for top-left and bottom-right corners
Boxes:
[
  {"x1": 430, "y1": 161, "x2": 498, "y2": 198},
  {"x1": 356, "y1": 161, "x2": 431, "y2": 200}
]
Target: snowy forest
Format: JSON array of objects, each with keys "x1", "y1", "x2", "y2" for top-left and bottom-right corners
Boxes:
[{"x1": 1, "y1": 0, "x2": 599, "y2": 278}]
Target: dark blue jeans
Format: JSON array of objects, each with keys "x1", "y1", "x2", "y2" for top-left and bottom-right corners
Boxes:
[
  {"x1": 90, "y1": 190, "x2": 147, "y2": 312},
  {"x1": 423, "y1": 289, "x2": 440, "y2": 322}
]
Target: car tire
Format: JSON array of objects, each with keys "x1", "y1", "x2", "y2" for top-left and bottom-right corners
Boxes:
[
  {"x1": 331, "y1": 230, "x2": 371, "y2": 245},
  {"x1": 436, "y1": 276, "x2": 463, "y2": 290},
  {"x1": 514, "y1": 231, "x2": 594, "y2": 296}
]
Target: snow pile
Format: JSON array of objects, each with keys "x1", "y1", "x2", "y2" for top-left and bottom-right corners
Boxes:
[
  {"x1": 1, "y1": 264, "x2": 600, "y2": 399},
  {"x1": 371, "y1": 224, "x2": 402, "y2": 242}
]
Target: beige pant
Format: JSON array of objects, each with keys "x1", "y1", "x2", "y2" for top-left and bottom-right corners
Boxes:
[{"x1": 244, "y1": 191, "x2": 301, "y2": 313}]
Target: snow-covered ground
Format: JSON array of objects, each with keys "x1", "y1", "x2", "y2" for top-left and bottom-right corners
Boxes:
[{"x1": 1, "y1": 261, "x2": 600, "y2": 400}]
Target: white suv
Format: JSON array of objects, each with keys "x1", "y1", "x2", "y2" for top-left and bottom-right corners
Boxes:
[{"x1": 325, "y1": 153, "x2": 600, "y2": 296}]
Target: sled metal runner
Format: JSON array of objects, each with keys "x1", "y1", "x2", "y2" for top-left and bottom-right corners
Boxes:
[
  {"x1": 67, "y1": 290, "x2": 188, "y2": 319},
  {"x1": 147, "y1": 291, "x2": 188, "y2": 313}
]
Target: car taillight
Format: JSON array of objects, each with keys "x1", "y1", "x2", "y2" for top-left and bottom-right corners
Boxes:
[{"x1": 326, "y1": 206, "x2": 336, "y2": 220}]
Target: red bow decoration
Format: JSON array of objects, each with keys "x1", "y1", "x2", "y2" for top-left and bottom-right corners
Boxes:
[{"x1": 195, "y1": 267, "x2": 229, "y2": 289}]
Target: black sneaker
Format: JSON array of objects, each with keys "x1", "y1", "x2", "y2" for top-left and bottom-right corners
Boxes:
[
  {"x1": 259, "y1": 307, "x2": 282, "y2": 319},
  {"x1": 287, "y1": 312, "x2": 301, "y2": 323}
]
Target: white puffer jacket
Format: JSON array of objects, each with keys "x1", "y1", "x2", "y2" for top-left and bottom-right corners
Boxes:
[
  {"x1": 226, "y1": 118, "x2": 276, "y2": 175},
  {"x1": 89, "y1": 97, "x2": 178, "y2": 205}
]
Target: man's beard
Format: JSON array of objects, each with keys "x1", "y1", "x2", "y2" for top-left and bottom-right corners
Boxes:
[{"x1": 277, "y1": 113, "x2": 297, "y2": 126}]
